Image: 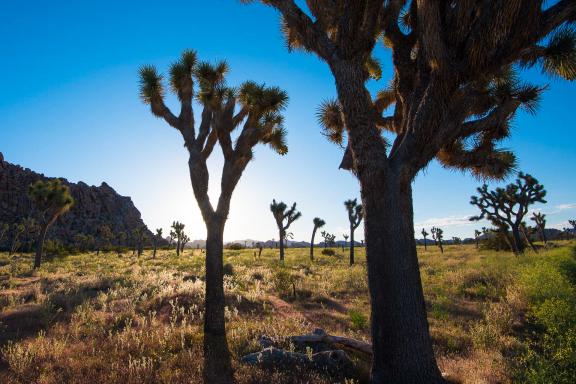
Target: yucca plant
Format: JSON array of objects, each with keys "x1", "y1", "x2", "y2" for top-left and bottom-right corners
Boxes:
[
  {"x1": 28, "y1": 179, "x2": 74, "y2": 269},
  {"x1": 531, "y1": 212, "x2": 548, "y2": 244},
  {"x1": 153, "y1": 228, "x2": 163, "y2": 259},
  {"x1": 471, "y1": 173, "x2": 546, "y2": 254},
  {"x1": 243, "y1": 1, "x2": 575, "y2": 381},
  {"x1": 310, "y1": 217, "x2": 325, "y2": 260},
  {"x1": 139, "y1": 50, "x2": 289, "y2": 383},
  {"x1": 344, "y1": 198, "x2": 363, "y2": 265},
  {"x1": 474, "y1": 230, "x2": 482, "y2": 249},
  {"x1": 270, "y1": 199, "x2": 301, "y2": 261}
]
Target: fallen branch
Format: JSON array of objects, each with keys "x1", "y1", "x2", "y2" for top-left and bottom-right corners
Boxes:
[{"x1": 288, "y1": 328, "x2": 372, "y2": 356}]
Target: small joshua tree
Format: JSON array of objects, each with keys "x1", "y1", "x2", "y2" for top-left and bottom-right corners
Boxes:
[
  {"x1": 471, "y1": 173, "x2": 546, "y2": 254},
  {"x1": 132, "y1": 226, "x2": 147, "y2": 257},
  {"x1": 96, "y1": 224, "x2": 114, "y2": 256},
  {"x1": 474, "y1": 230, "x2": 482, "y2": 249},
  {"x1": 168, "y1": 230, "x2": 176, "y2": 249},
  {"x1": 310, "y1": 217, "x2": 325, "y2": 260},
  {"x1": 343, "y1": 234, "x2": 349, "y2": 249},
  {"x1": 181, "y1": 234, "x2": 190, "y2": 254},
  {"x1": 531, "y1": 212, "x2": 547, "y2": 244},
  {"x1": 28, "y1": 179, "x2": 74, "y2": 269},
  {"x1": 321, "y1": 231, "x2": 336, "y2": 248},
  {"x1": 171, "y1": 221, "x2": 185, "y2": 257},
  {"x1": 344, "y1": 198, "x2": 363, "y2": 265},
  {"x1": 270, "y1": 200, "x2": 301, "y2": 261},
  {"x1": 421, "y1": 229, "x2": 429, "y2": 251},
  {"x1": 452, "y1": 237, "x2": 462, "y2": 245},
  {"x1": 153, "y1": 228, "x2": 163, "y2": 259},
  {"x1": 431, "y1": 227, "x2": 444, "y2": 253}
]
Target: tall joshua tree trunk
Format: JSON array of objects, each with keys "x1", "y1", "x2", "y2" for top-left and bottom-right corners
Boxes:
[
  {"x1": 203, "y1": 215, "x2": 233, "y2": 383},
  {"x1": 34, "y1": 225, "x2": 48, "y2": 270},
  {"x1": 334, "y1": 63, "x2": 443, "y2": 382},
  {"x1": 279, "y1": 228, "x2": 285, "y2": 261},
  {"x1": 310, "y1": 227, "x2": 317, "y2": 260},
  {"x1": 349, "y1": 225, "x2": 355, "y2": 266},
  {"x1": 511, "y1": 224, "x2": 524, "y2": 254}
]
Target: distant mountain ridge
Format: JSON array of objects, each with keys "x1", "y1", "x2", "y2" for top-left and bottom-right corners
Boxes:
[{"x1": 0, "y1": 152, "x2": 153, "y2": 249}]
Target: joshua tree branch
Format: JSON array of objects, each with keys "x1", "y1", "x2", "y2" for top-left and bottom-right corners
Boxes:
[{"x1": 541, "y1": 0, "x2": 576, "y2": 38}]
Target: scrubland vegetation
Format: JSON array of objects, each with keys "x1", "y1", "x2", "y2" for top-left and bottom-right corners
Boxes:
[{"x1": 1, "y1": 242, "x2": 575, "y2": 383}]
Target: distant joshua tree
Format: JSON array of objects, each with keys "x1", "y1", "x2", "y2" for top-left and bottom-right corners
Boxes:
[
  {"x1": 421, "y1": 229, "x2": 429, "y2": 251},
  {"x1": 471, "y1": 173, "x2": 546, "y2": 254},
  {"x1": 153, "y1": 228, "x2": 163, "y2": 259},
  {"x1": 431, "y1": 227, "x2": 444, "y2": 253},
  {"x1": 567, "y1": 220, "x2": 576, "y2": 238},
  {"x1": 96, "y1": 224, "x2": 114, "y2": 256},
  {"x1": 139, "y1": 49, "x2": 291, "y2": 382},
  {"x1": 452, "y1": 237, "x2": 462, "y2": 245},
  {"x1": 270, "y1": 200, "x2": 301, "y2": 261},
  {"x1": 344, "y1": 198, "x2": 363, "y2": 265},
  {"x1": 171, "y1": 221, "x2": 185, "y2": 257},
  {"x1": 343, "y1": 234, "x2": 349, "y2": 249},
  {"x1": 520, "y1": 223, "x2": 538, "y2": 253},
  {"x1": 321, "y1": 231, "x2": 336, "y2": 248},
  {"x1": 180, "y1": 234, "x2": 190, "y2": 254},
  {"x1": 309, "y1": 217, "x2": 325, "y2": 261},
  {"x1": 168, "y1": 230, "x2": 176, "y2": 250},
  {"x1": 256, "y1": 242, "x2": 263, "y2": 258},
  {"x1": 474, "y1": 230, "x2": 482, "y2": 249},
  {"x1": 531, "y1": 212, "x2": 547, "y2": 244},
  {"x1": 28, "y1": 179, "x2": 74, "y2": 269},
  {"x1": 132, "y1": 226, "x2": 147, "y2": 257}
]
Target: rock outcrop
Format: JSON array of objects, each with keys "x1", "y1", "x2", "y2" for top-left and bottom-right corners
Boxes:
[{"x1": 0, "y1": 152, "x2": 152, "y2": 249}]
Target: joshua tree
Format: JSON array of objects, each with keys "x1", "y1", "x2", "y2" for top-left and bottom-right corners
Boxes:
[
  {"x1": 28, "y1": 179, "x2": 74, "y2": 269},
  {"x1": 474, "y1": 230, "x2": 482, "y2": 249},
  {"x1": 139, "y1": 50, "x2": 289, "y2": 383},
  {"x1": 343, "y1": 234, "x2": 349, "y2": 249},
  {"x1": 531, "y1": 212, "x2": 547, "y2": 244},
  {"x1": 321, "y1": 231, "x2": 336, "y2": 248},
  {"x1": 132, "y1": 226, "x2": 147, "y2": 257},
  {"x1": 421, "y1": 229, "x2": 429, "y2": 251},
  {"x1": 171, "y1": 221, "x2": 185, "y2": 257},
  {"x1": 181, "y1": 234, "x2": 190, "y2": 254},
  {"x1": 244, "y1": 1, "x2": 575, "y2": 381},
  {"x1": 153, "y1": 228, "x2": 163, "y2": 259},
  {"x1": 283, "y1": 231, "x2": 294, "y2": 248},
  {"x1": 9, "y1": 223, "x2": 25, "y2": 256},
  {"x1": 570, "y1": 219, "x2": 576, "y2": 231},
  {"x1": 431, "y1": 227, "x2": 444, "y2": 253},
  {"x1": 471, "y1": 173, "x2": 547, "y2": 254},
  {"x1": 310, "y1": 217, "x2": 325, "y2": 260},
  {"x1": 168, "y1": 230, "x2": 176, "y2": 249},
  {"x1": 270, "y1": 200, "x2": 301, "y2": 262},
  {"x1": 344, "y1": 198, "x2": 363, "y2": 265},
  {"x1": 256, "y1": 242, "x2": 263, "y2": 258},
  {"x1": 452, "y1": 237, "x2": 462, "y2": 246},
  {"x1": 96, "y1": 224, "x2": 114, "y2": 256}
]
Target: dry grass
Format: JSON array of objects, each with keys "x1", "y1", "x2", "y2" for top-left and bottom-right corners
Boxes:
[{"x1": 0, "y1": 241, "x2": 574, "y2": 383}]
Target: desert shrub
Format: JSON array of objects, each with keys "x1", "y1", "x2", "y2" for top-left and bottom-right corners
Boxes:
[
  {"x1": 273, "y1": 269, "x2": 294, "y2": 297},
  {"x1": 223, "y1": 263, "x2": 234, "y2": 276},
  {"x1": 226, "y1": 243, "x2": 243, "y2": 250},
  {"x1": 348, "y1": 310, "x2": 367, "y2": 330},
  {"x1": 321, "y1": 249, "x2": 336, "y2": 256}
]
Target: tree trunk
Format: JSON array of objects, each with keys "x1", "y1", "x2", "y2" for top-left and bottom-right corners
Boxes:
[
  {"x1": 34, "y1": 225, "x2": 48, "y2": 269},
  {"x1": 424, "y1": 237, "x2": 427, "y2": 251},
  {"x1": 279, "y1": 229, "x2": 285, "y2": 261},
  {"x1": 362, "y1": 175, "x2": 444, "y2": 383},
  {"x1": 349, "y1": 227, "x2": 355, "y2": 266},
  {"x1": 203, "y1": 218, "x2": 235, "y2": 384},
  {"x1": 438, "y1": 242, "x2": 444, "y2": 254},
  {"x1": 511, "y1": 225, "x2": 524, "y2": 254},
  {"x1": 176, "y1": 238, "x2": 181, "y2": 257},
  {"x1": 310, "y1": 227, "x2": 317, "y2": 261},
  {"x1": 153, "y1": 241, "x2": 157, "y2": 259}
]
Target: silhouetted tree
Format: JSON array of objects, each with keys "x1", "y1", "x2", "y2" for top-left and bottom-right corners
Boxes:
[
  {"x1": 531, "y1": 212, "x2": 547, "y2": 244},
  {"x1": 520, "y1": 222, "x2": 538, "y2": 253},
  {"x1": 243, "y1": 2, "x2": 575, "y2": 381},
  {"x1": 471, "y1": 173, "x2": 546, "y2": 254},
  {"x1": 474, "y1": 230, "x2": 482, "y2": 249},
  {"x1": 28, "y1": 179, "x2": 74, "y2": 269},
  {"x1": 153, "y1": 228, "x2": 163, "y2": 259},
  {"x1": 139, "y1": 50, "x2": 289, "y2": 383},
  {"x1": 431, "y1": 227, "x2": 444, "y2": 253},
  {"x1": 270, "y1": 200, "x2": 301, "y2": 261},
  {"x1": 310, "y1": 217, "x2": 325, "y2": 260},
  {"x1": 345, "y1": 198, "x2": 363, "y2": 265},
  {"x1": 421, "y1": 229, "x2": 429, "y2": 251}
]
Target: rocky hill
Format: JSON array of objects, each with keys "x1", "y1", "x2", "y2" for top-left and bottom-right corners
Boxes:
[{"x1": 0, "y1": 153, "x2": 153, "y2": 249}]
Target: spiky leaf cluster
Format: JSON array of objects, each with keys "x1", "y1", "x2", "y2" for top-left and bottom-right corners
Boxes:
[
  {"x1": 344, "y1": 198, "x2": 363, "y2": 230},
  {"x1": 28, "y1": 179, "x2": 74, "y2": 226},
  {"x1": 270, "y1": 199, "x2": 302, "y2": 231}
]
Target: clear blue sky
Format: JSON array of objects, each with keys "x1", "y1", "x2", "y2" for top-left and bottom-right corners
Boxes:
[{"x1": 1, "y1": 0, "x2": 575, "y2": 242}]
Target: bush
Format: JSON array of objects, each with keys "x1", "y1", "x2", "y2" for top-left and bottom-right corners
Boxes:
[
  {"x1": 223, "y1": 263, "x2": 234, "y2": 276},
  {"x1": 348, "y1": 310, "x2": 367, "y2": 330},
  {"x1": 226, "y1": 243, "x2": 243, "y2": 250},
  {"x1": 321, "y1": 249, "x2": 336, "y2": 256},
  {"x1": 273, "y1": 269, "x2": 294, "y2": 297}
]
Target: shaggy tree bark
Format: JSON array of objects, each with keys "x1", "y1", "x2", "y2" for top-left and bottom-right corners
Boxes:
[{"x1": 34, "y1": 225, "x2": 48, "y2": 269}]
